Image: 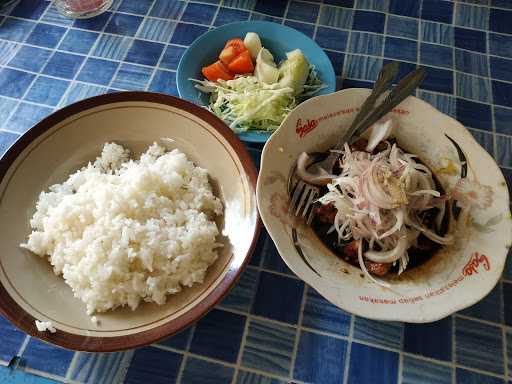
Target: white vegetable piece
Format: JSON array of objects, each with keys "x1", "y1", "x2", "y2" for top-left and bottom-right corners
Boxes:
[
  {"x1": 243, "y1": 32, "x2": 262, "y2": 59},
  {"x1": 35, "y1": 320, "x2": 56, "y2": 333},
  {"x1": 254, "y1": 48, "x2": 279, "y2": 84},
  {"x1": 364, "y1": 232, "x2": 408, "y2": 263},
  {"x1": 365, "y1": 119, "x2": 394, "y2": 152},
  {"x1": 276, "y1": 49, "x2": 310, "y2": 95}
]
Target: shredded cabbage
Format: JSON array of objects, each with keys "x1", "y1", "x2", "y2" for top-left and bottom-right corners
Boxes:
[{"x1": 191, "y1": 66, "x2": 326, "y2": 132}]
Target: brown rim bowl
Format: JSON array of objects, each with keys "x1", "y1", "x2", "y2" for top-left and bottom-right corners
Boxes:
[{"x1": 0, "y1": 92, "x2": 260, "y2": 352}]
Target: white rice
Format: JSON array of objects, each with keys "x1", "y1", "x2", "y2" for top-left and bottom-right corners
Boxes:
[
  {"x1": 21, "y1": 143, "x2": 223, "y2": 315},
  {"x1": 35, "y1": 320, "x2": 56, "y2": 333}
]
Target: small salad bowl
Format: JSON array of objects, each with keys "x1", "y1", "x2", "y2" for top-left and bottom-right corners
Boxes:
[
  {"x1": 177, "y1": 21, "x2": 336, "y2": 143},
  {"x1": 257, "y1": 88, "x2": 511, "y2": 323}
]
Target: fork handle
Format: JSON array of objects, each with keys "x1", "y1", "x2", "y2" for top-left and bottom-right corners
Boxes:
[
  {"x1": 335, "y1": 61, "x2": 399, "y2": 150},
  {"x1": 320, "y1": 62, "x2": 398, "y2": 171},
  {"x1": 348, "y1": 67, "x2": 426, "y2": 143}
]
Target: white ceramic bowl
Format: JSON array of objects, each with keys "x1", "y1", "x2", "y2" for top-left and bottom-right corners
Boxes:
[
  {"x1": 257, "y1": 88, "x2": 511, "y2": 323},
  {"x1": 0, "y1": 92, "x2": 259, "y2": 351}
]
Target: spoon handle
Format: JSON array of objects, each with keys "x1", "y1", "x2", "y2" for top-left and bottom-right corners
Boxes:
[
  {"x1": 336, "y1": 61, "x2": 399, "y2": 149},
  {"x1": 349, "y1": 67, "x2": 427, "y2": 143}
]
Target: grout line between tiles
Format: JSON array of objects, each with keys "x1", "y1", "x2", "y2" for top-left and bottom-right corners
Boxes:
[
  {"x1": 15, "y1": 335, "x2": 30, "y2": 367},
  {"x1": 342, "y1": 314, "x2": 355, "y2": 384},
  {"x1": 281, "y1": 0, "x2": 291, "y2": 25},
  {"x1": 175, "y1": 324, "x2": 196, "y2": 384},
  {"x1": 246, "y1": 264, "x2": 300, "y2": 280},
  {"x1": 231, "y1": 315, "x2": 250, "y2": 384},
  {"x1": 451, "y1": 13, "x2": 457, "y2": 109},
  {"x1": 289, "y1": 284, "x2": 308, "y2": 380},
  {"x1": 503, "y1": 326, "x2": 509, "y2": 381},
  {"x1": 382, "y1": 1, "x2": 389, "y2": 59},
  {"x1": 398, "y1": 323, "x2": 405, "y2": 384},
  {"x1": 485, "y1": 25, "x2": 500, "y2": 163},
  {"x1": 22, "y1": 367, "x2": 69, "y2": 383},
  {"x1": 311, "y1": 0, "x2": 322, "y2": 41},
  {"x1": 338, "y1": 0, "x2": 354, "y2": 87},
  {"x1": 231, "y1": 250, "x2": 265, "y2": 384},
  {"x1": 116, "y1": 349, "x2": 136, "y2": 384},
  {"x1": 64, "y1": 351, "x2": 79, "y2": 381},
  {"x1": 455, "y1": 313, "x2": 507, "y2": 329},
  {"x1": 397, "y1": 353, "x2": 404, "y2": 384}
]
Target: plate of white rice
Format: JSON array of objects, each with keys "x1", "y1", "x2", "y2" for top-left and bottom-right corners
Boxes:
[{"x1": 0, "y1": 92, "x2": 259, "y2": 351}]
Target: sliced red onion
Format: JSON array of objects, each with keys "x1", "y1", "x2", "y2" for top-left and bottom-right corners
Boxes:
[
  {"x1": 435, "y1": 201, "x2": 446, "y2": 232},
  {"x1": 365, "y1": 233, "x2": 408, "y2": 263},
  {"x1": 357, "y1": 240, "x2": 391, "y2": 288},
  {"x1": 409, "y1": 190, "x2": 440, "y2": 197},
  {"x1": 296, "y1": 152, "x2": 337, "y2": 185},
  {"x1": 406, "y1": 215, "x2": 454, "y2": 245},
  {"x1": 313, "y1": 121, "x2": 454, "y2": 276},
  {"x1": 378, "y1": 208, "x2": 404, "y2": 239},
  {"x1": 397, "y1": 252, "x2": 409, "y2": 275}
]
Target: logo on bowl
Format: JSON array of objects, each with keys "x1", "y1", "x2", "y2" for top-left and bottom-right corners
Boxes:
[
  {"x1": 462, "y1": 252, "x2": 490, "y2": 276},
  {"x1": 356, "y1": 252, "x2": 491, "y2": 306}
]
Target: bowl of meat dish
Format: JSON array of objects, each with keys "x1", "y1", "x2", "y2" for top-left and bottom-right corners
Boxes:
[
  {"x1": 0, "y1": 92, "x2": 259, "y2": 351},
  {"x1": 257, "y1": 87, "x2": 511, "y2": 323}
]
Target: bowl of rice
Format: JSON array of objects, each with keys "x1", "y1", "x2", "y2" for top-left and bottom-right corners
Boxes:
[{"x1": 0, "y1": 92, "x2": 259, "y2": 351}]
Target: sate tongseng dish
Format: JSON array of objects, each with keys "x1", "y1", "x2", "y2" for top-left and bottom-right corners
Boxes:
[{"x1": 312, "y1": 119, "x2": 454, "y2": 284}]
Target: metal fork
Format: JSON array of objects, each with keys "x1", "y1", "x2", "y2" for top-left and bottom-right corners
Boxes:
[
  {"x1": 288, "y1": 63, "x2": 427, "y2": 223},
  {"x1": 288, "y1": 177, "x2": 319, "y2": 223}
]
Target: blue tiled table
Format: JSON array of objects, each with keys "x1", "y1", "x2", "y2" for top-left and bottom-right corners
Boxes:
[{"x1": 0, "y1": 0, "x2": 511, "y2": 383}]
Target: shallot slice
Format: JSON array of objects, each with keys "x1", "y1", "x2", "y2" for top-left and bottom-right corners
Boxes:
[
  {"x1": 366, "y1": 119, "x2": 394, "y2": 152},
  {"x1": 378, "y1": 209, "x2": 404, "y2": 239},
  {"x1": 313, "y1": 118, "x2": 455, "y2": 277},
  {"x1": 365, "y1": 232, "x2": 408, "y2": 263},
  {"x1": 357, "y1": 240, "x2": 391, "y2": 288}
]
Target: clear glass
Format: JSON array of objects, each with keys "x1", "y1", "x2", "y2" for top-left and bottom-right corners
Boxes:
[{"x1": 54, "y1": 0, "x2": 112, "y2": 19}]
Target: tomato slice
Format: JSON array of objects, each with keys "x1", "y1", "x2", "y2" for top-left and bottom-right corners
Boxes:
[
  {"x1": 224, "y1": 38, "x2": 247, "y2": 55},
  {"x1": 202, "y1": 61, "x2": 234, "y2": 81},
  {"x1": 218, "y1": 38, "x2": 249, "y2": 65},
  {"x1": 227, "y1": 50, "x2": 254, "y2": 74},
  {"x1": 219, "y1": 46, "x2": 238, "y2": 65}
]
